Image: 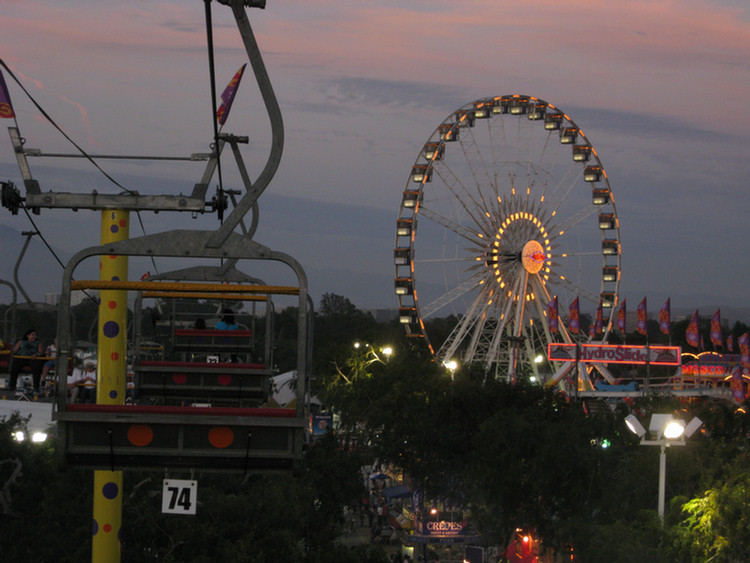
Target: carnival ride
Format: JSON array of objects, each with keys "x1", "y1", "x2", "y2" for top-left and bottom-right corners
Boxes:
[
  {"x1": 395, "y1": 96, "x2": 621, "y2": 385},
  {"x1": 1, "y1": 0, "x2": 310, "y2": 473}
]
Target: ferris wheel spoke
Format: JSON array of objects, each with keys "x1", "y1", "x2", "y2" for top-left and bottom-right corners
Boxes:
[
  {"x1": 436, "y1": 284, "x2": 495, "y2": 361},
  {"x1": 552, "y1": 204, "x2": 599, "y2": 235},
  {"x1": 419, "y1": 275, "x2": 486, "y2": 319},
  {"x1": 458, "y1": 124, "x2": 497, "y2": 205},
  {"x1": 419, "y1": 205, "x2": 486, "y2": 246},
  {"x1": 431, "y1": 164, "x2": 496, "y2": 234},
  {"x1": 549, "y1": 274, "x2": 600, "y2": 305}
]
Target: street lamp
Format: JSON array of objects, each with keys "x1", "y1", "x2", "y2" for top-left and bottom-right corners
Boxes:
[{"x1": 626, "y1": 413, "x2": 703, "y2": 520}]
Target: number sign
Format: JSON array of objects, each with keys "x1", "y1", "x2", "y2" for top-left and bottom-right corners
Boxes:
[{"x1": 162, "y1": 479, "x2": 197, "y2": 515}]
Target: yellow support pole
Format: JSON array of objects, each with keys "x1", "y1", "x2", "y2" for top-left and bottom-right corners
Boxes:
[{"x1": 92, "y1": 209, "x2": 129, "y2": 563}]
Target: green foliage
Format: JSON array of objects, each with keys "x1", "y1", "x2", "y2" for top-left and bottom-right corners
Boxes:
[{"x1": 666, "y1": 457, "x2": 750, "y2": 563}]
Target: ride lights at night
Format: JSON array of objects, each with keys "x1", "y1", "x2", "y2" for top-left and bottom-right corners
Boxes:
[
  {"x1": 543, "y1": 112, "x2": 563, "y2": 130},
  {"x1": 394, "y1": 248, "x2": 411, "y2": 266},
  {"x1": 402, "y1": 189, "x2": 421, "y2": 208},
  {"x1": 508, "y1": 97, "x2": 528, "y2": 115},
  {"x1": 625, "y1": 413, "x2": 703, "y2": 520},
  {"x1": 598, "y1": 213, "x2": 616, "y2": 230},
  {"x1": 559, "y1": 126, "x2": 579, "y2": 144},
  {"x1": 423, "y1": 142, "x2": 444, "y2": 161},
  {"x1": 12, "y1": 430, "x2": 49, "y2": 443},
  {"x1": 394, "y1": 278, "x2": 414, "y2": 296},
  {"x1": 602, "y1": 239, "x2": 619, "y2": 255},
  {"x1": 399, "y1": 307, "x2": 418, "y2": 325},
  {"x1": 527, "y1": 102, "x2": 546, "y2": 120},
  {"x1": 492, "y1": 97, "x2": 510, "y2": 114},
  {"x1": 584, "y1": 165, "x2": 603, "y2": 182},
  {"x1": 602, "y1": 266, "x2": 618, "y2": 282},
  {"x1": 472, "y1": 101, "x2": 492, "y2": 119},
  {"x1": 411, "y1": 164, "x2": 432, "y2": 183},
  {"x1": 396, "y1": 219, "x2": 413, "y2": 237},
  {"x1": 592, "y1": 188, "x2": 610, "y2": 205},
  {"x1": 600, "y1": 292, "x2": 616, "y2": 308},
  {"x1": 438, "y1": 123, "x2": 458, "y2": 142},
  {"x1": 572, "y1": 144, "x2": 592, "y2": 161}
]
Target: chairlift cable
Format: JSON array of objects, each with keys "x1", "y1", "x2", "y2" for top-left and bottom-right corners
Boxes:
[
  {"x1": 21, "y1": 207, "x2": 98, "y2": 305},
  {"x1": 0, "y1": 59, "x2": 136, "y2": 197},
  {"x1": 204, "y1": 0, "x2": 225, "y2": 226}
]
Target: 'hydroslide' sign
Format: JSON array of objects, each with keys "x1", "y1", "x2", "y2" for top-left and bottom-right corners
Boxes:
[{"x1": 547, "y1": 343, "x2": 681, "y2": 366}]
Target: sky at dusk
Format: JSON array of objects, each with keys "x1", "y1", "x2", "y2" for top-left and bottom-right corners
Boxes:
[{"x1": 1, "y1": 0, "x2": 749, "y2": 320}]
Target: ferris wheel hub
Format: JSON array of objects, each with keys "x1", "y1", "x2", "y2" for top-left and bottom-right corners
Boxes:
[{"x1": 521, "y1": 240, "x2": 546, "y2": 274}]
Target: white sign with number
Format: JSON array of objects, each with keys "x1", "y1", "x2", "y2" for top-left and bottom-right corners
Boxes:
[{"x1": 162, "y1": 479, "x2": 197, "y2": 515}]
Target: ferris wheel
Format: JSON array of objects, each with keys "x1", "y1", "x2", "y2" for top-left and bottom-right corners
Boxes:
[{"x1": 394, "y1": 95, "x2": 621, "y2": 383}]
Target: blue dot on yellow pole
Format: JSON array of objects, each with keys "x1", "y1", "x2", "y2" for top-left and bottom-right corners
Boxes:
[
  {"x1": 103, "y1": 321, "x2": 120, "y2": 338},
  {"x1": 103, "y1": 481, "x2": 119, "y2": 499}
]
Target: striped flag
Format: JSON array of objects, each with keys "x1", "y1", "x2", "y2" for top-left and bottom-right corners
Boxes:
[
  {"x1": 617, "y1": 298, "x2": 626, "y2": 335},
  {"x1": 636, "y1": 297, "x2": 647, "y2": 336},
  {"x1": 0, "y1": 70, "x2": 15, "y2": 119},
  {"x1": 547, "y1": 296, "x2": 559, "y2": 334},
  {"x1": 686, "y1": 310, "x2": 700, "y2": 348},
  {"x1": 739, "y1": 333, "x2": 750, "y2": 368},
  {"x1": 216, "y1": 64, "x2": 247, "y2": 126},
  {"x1": 710, "y1": 309, "x2": 722, "y2": 349},
  {"x1": 568, "y1": 297, "x2": 580, "y2": 334},
  {"x1": 658, "y1": 298, "x2": 671, "y2": 335},
  {"x1": 730, "y1": 364, "x2": 745, "y2": 403}
]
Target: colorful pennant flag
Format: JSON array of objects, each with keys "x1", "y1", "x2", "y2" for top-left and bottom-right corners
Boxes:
[
  {"x1": 547, "y1": 296, "x2": 558, "y2": 334},
  {"x1": 568, "y1": 297, "x2": 580, "y2": 334},
  {"x1": 616, "y1": 298, "x2": 626, "y2": 335},
  {"x1": 686, "y1": 310, "x2": 700, "y2": 348},
  {"x1": 739, "y1": 333, "x2": 750, "y2": 369},
  {"x1": 636, "y1": 297, "x2": 647, "y2": 336},
  {"x1": 216, "y1": 63, "x2": 247, "y2": 126},
  {"x1": 710, "y1": 309, "x2": 722, "y2": 349},
  {"x1": 0, "y1": 70, "x2": 15, "y2": 119},
  {"x1": 659, "y1": 298, "x2": 671, "y2": 336},
  {"x1": 595, "y1": 299, "x2": 603, "y2": 336},
  {"x1": 727, "y1": 333, "x2": 734, "y2": 353},
  {"x1": 589, "y1": 322, "x2": 596, "y2": 339},
  {"x1": 730, "y1": 364, "x2": 745, "y2": 403}
]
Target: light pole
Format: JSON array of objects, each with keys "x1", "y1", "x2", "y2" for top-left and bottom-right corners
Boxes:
[{"x1": 625, "y1": 413, "x2": 703, "y2": 521}]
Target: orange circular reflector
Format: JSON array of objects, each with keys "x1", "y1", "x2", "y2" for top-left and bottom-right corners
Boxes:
[
  {"x1": 127, "y1": 425, "x2": 154, "y2": 447},
  {"x1": 208, "y1": 426, "x2": 234, "y2": 448}
]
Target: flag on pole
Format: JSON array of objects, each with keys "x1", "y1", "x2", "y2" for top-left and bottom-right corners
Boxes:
[
  {"x1": 686, "y1": 310, "x2": 700, "y2": 348},
  {"x1": 658, "y1": 298, "x2": 671, "y2": 335},
  {"x1": 739, "y1": 333, "x2": 750, "y2": 369},
  {"x1": 0, "y1": 70, "x2": 15, "y2": 119},
  {"x1": 595, "y1": 299, "x2": 603, "y2": 336},
  {"x1": 730, "y1": 364, "x2": 745, "y2": 403},
  {"x1": 616, "y1": 298, "x2": 626, "y2": 335},
  {"x1": 547, "y1": 296, "x2": 558, "y2": 334},
  {"x1": 636, "y1": 297, "x2": 647, "y2": 336},
  {"x1": 727, "y1": 334, "x2": 734, "y2": 353},
  {"x1": 216, "y1": 63, "x2": 247, "y2": 126},
  {"x1": 588, "y1": 322, "x2": 595, "y2": 339},
  {"x1": 710, "y1": 309, "x2": 722, "y2": 349},
  {"x1": 568, "y1": 297, "x2": 580, "y2": 334}
]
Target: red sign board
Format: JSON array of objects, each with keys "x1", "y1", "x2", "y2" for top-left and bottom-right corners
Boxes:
[{"x1": 547, "y1": 343, "x2": 681, "y2": 366}]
